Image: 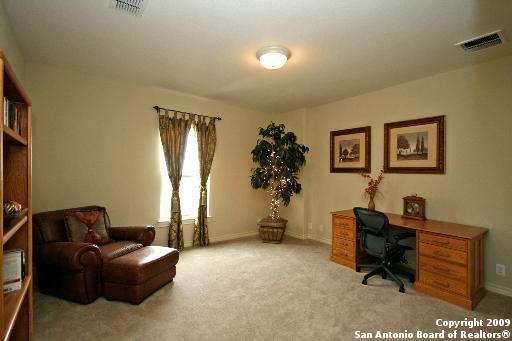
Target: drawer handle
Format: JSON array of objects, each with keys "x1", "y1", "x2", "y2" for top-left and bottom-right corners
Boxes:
[
  {"x1": 433, "y1": 280, "x2": 450, "y2": 288},
  {"x1": 431, "y1": 240, "x2": 450, "y2": 246},
  {"x1": 432, "y1": 265, "x2": 451, "y2": 274},
  {"x1": 433, "y1": 250, "x2": 451, "y2": 258}
]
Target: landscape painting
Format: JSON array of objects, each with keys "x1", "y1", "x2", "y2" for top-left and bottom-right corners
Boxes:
[
  {"x1": 384, "y1": 116, "x2": 445, "y2": 174},
  {"x1": 396, "y1": 131, "x2": 428, "y2": 160},
  {"x1": 339, "y1": 139, "x2": 360, "y2": 162},
  {"x1": 330, "y1": 126, "x2": 370, "y2": 173}
]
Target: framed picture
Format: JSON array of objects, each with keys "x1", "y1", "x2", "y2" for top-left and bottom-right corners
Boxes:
[
  {"x1": 402, "y1": 195, "x2": 426, "y2": 220},
  {"x1": 330, "y1": 126, "x2": 371, "y2": 173},
  {"x1": 384, "y1": 116, "x2": 445, "y2": 174}
]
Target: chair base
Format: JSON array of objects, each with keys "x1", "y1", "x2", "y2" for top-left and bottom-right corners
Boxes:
[{"x1": 358, "y1": 262, "x2": 414, "y2": 293}]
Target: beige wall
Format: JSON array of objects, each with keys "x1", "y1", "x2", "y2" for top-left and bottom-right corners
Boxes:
[
  {"x1": 0, "y1": 1, "x2": 24, "y2": 82},
  {"x1": 291, "y1": 56, "x2": 512, "y2": 294},
  {"x1": 4, "y1": 1, "x2": 511, "y2": 294},
  {"x1": 26, "y1": 63, "x2": 270, "y2": 246}
]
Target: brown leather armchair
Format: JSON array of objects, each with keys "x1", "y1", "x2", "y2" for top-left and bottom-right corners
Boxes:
[{"x1": 33, "y1": 205, "x2": 155, "y2": 304}]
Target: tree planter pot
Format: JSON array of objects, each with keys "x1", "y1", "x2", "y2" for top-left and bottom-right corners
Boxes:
[{"x1": 257, "y1": 216, "x2": 288, "y2": 244}]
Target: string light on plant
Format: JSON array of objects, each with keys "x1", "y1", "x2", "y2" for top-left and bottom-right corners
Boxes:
[{"x1": 250, "y1": 123, "x2": 309, "y2": 225}]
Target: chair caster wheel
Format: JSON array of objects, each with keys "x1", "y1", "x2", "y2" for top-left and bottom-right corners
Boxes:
[
  {"x1": 356, "y1": 266, "x2": 361, "y2": 272},
  {"x1": 382, "y1": 273, "x2": 387, "y2": 279},
  {"x1": 399, "y1": 287, "x2": 405, "y2": 293},
  {"x1": 362, "y1": 279, "x2": 368, "y2": 285}
]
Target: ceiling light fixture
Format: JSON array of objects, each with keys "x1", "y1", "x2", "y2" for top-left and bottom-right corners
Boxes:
[{"x1": 256, "y1": 46, "x2": 291, "y2": 70}]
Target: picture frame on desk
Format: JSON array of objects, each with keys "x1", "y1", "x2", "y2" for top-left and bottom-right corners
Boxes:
[
  {"x1": 330, "y1": 126, "x2": 371, "y2": 173},
  {"x1": 402, "y1": 195, "x2": 426, "y2": 220},
  {"x1": 384, "y1": 115, "x2": 445, "y2": 174}
]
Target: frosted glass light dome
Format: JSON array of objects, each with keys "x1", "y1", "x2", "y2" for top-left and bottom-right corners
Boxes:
[{"x1": 256, "y1": 46, "x2": 291, "y2": 70}]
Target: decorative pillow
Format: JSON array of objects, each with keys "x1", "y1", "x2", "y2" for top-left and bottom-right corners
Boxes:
[
  {"x1": 64, "y1": 210, "x2": 110, "y2": 245},
  {"x1": 83, "y1": 229, "x2": 105, "y2": 245},
  {"x1": 64, "y1": 215, "x2": 88, "y2": 242}
]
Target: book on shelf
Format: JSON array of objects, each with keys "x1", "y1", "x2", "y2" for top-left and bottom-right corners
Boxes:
[
  {"x1": 3, "y1": 97, "x2": 23, "y2": 136},
  {"x1": 3, "y1": 248, "x2": 26, "y2": 294}
]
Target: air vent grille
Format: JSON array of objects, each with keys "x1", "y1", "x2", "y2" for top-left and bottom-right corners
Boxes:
[
  {"x1": 110, "y1": 0, "x2": 146, "y2": 16},
  {"x1": 456, "y1": 30, "x2": 504, "y2": 53}
]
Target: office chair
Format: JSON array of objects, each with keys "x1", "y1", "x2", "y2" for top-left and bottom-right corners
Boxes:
[{"x1": 353, "y1": 207, "x2": 415, "y2": 293}]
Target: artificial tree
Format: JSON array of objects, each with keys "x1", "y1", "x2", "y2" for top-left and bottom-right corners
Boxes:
[{"x1": 251, "y1": 123, "x2": 309, "y2": 231}]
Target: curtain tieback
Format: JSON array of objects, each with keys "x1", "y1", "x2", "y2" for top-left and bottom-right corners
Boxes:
[
  {"x1": 200, "y1": 186, "x2": 207, "y2": 206},
  {"x1": 172, "y1": 190, "x2": 180, "y2": 213}
]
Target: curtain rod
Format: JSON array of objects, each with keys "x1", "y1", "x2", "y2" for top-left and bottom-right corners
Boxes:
[{"x1": 153, "y1": 105, "x2": 221, "y2": 121}]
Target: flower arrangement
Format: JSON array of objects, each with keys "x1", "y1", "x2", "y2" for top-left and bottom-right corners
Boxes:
[{"x1": 360, "y1": 170, "x2": 384, "y2": 210}]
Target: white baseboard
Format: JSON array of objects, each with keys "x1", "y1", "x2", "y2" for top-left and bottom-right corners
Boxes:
[
  {"x1": 182, "y1": 230, "x2": 259, "y2": 248},
  {"x1": 284, "y1": 230, "x2": 331, "y2": 245},
  {"x1": 306, "y1": 234, "x2": 331, "y2": 245},
  {"x1": 485, "y1": 282, "x2": 512, "y2": 297},
  {"x1": 209, "y1": 230, "x2": 259, "y2": 244},
  {"x1": 286, "y1": 230, "x2": 306, "y2": 240}
]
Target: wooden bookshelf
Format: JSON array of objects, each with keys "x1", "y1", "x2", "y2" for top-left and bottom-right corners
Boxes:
[
  {"x1": 2, "y1": 128, "x2": 27, "y2": 146},
  {"x1": 0, "y1": 51, "x2": 33, "y2": 340},
  {"x1": 3, "y1": 275, "x2": 31, "y2": 340}
]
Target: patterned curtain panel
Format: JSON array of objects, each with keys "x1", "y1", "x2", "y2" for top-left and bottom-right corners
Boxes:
[
  {"x1": 159, "y1": 112, "x2": 193, "y2": 251},
  {"x1": 193, "y1": 117, "x2": 217, "y2": 246}
]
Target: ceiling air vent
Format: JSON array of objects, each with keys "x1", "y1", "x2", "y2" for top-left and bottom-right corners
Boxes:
[
  {"x1": 455, "y1": 30, "x2": 505, "y2": 53},
  {"x1": 110, "y1": 0, "x2": 147, "y2": 16}
]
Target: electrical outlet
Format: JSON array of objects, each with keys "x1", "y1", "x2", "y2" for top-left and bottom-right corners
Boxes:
[
  {"x1": 496, "y1": 264, "x2": 506, "y2": 276},
  {"x1": 319, "y1": 224, "x2": 324, "y2": 232},
  {"x1": 308, "y1": 222, "x2": 313, "y2": 230}
]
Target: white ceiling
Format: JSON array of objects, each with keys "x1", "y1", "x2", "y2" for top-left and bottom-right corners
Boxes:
[{"x1": 3, "y1": 0, "x2": 512, "y2": 113}]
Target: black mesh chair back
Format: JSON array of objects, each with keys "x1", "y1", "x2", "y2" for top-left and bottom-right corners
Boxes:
[
  {"x1": 353, "y1": 207, "x2": 415, "y2": 293},
  {"x1": 353, "y1": 207, "x2": 389, "y2": 259}
]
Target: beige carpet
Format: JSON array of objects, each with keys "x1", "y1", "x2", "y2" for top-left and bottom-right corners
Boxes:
[{"x1": 34, "y1": 236, "x2": 512, "y2": 340}]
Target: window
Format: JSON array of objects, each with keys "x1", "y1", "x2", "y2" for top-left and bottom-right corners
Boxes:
[{"x1": 159, "y1": 128, "x2": 209, "y2": 221}]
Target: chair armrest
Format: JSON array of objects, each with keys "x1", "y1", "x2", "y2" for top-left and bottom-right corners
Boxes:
[
  {"x1": 108, "y1": 225, "x2": 155, "y2": 246},
  {"x1": 36, "y1": 242, "x2": 101, "y2": 271},
  {"x1": 394, "y1": 232, "x2": 416, "y2": 241}
]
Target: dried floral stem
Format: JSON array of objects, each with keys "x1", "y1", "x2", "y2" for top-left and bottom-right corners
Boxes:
[{"x1": 360, "y1": 169, "x2": 384, "y2": 199}]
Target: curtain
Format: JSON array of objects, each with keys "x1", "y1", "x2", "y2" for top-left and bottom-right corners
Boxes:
[
  {"x1": 159, "y1": 112, "x2": 193, "y2": 251},
  {"x1": 193, "y1": 117, "x2": 217, "y2": 246}
]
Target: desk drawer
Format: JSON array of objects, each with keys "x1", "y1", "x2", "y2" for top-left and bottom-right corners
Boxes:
[
  {"x1": 333, "y1": 227, "x2": 354, "y2": 241},
  {"x1": 419, "y1": 256, "x2": 467, "y2": 281},
  {"x1": 332, "y1": 216, "x2": 354, "y2": 231},
  {"x1": 419, "y1": 242, "x2": 467, "y2": 266},
  {"x1": 420, "y1": 269, "x2": 468, "y2": 296},
  {"x1": 332, "y1": 240, "x2": 354, "y2": 259},
  {"x1": 418, "y1": 232, "x2": 467, "y2": 251},
  {"x1": 333, "y1": 237, "x2": 353, "y2": 252}
]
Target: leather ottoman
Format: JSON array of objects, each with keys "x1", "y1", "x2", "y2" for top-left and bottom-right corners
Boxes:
[{"x1": 102, "y1": 246, "x2": 179, "y2": 304}]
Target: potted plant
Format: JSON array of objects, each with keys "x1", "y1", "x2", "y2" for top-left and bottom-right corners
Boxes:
[{"x1": 250, "y1": 123, "x2": 309, "y2": 243}]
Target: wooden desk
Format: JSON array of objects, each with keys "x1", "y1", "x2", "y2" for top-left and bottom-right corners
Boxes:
[{"x1": 330, "y1": 210, "x2": 489, "y2": 310}]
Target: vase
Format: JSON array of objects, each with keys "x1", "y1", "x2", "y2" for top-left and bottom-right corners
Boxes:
[{"x1": 368, "y1": 197, "x2": 375, "y2": 210}]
